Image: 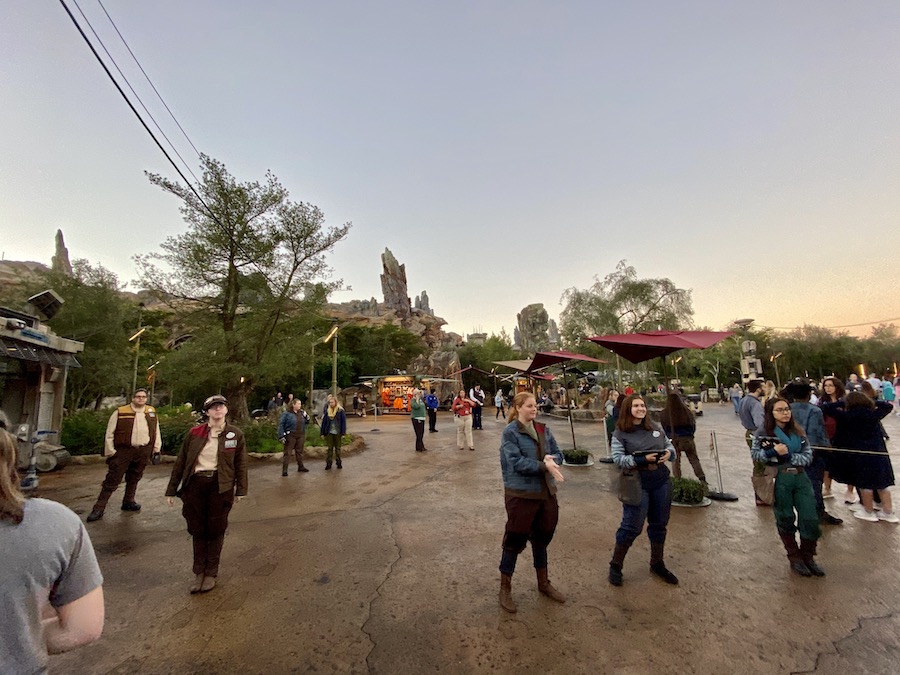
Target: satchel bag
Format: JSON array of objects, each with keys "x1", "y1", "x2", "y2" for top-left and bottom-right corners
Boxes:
[{"x1": 616, "y1": 467, "x2": 642, "y2": 506}]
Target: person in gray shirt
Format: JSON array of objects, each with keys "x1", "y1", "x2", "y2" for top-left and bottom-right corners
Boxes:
[
  {"x1": 0, "y1": 425, "x2": 104, "y2": 674},
  {"x1": 739, "y1": 380, "x2": 772, "y2": 505}
]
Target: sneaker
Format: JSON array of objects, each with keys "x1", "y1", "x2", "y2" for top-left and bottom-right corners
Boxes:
[
  {"x1": 822, "y1": 489, "x2": 834, "y2": 500},
  {"x1": 853, "y1": 509, "x2": 879, "y2": 522},
  {"x1": 877, "y1": 511, "x2": 900, "y2": 523},
  {"x1": 844, "y1": 492, "x2": 859, "y2": 505},
  {"x1": 848, "y1": 503, "x2": 864, "y2": 513}
]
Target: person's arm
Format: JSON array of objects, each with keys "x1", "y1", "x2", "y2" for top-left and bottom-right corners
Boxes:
[
  {"x1": 791, "y1": 436, "x2": 813, "y2": 467},
  {"x1": 876, "y1": 400, "x2": 894, "y2": 420},
  {"x1": 277, "y1": 412, "x2": 288, "y2": 439},
  {"x1": 611, "y1": 435, "x2": 638, "y2": 469},
  {"x1": 43, "y1": 586, "x2": 104, "y2": 654},
  {"x1": 103, "y1": 410, "x2": 118, "y2": 457},
  {"x1": 165, "y1": 430, "x2": 191, "y2": 498},
  {"x1": 543, "y1": 426, "x2": 564, "y2": 465},
  {"x1": 151, "y1": 415, "x2": 162, "y2": 453},
  {"x1": 751, "y1": 403, "x2": 764, "y2": 430},
  {"x1": 234, "y1": 431, "x2": 248, "y2": 497},
  {"x1": 500, "y1": 429, "x2": 544, "y2": 475}
]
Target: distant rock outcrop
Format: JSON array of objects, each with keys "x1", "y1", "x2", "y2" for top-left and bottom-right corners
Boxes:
[
  {"x1": 380, "y1": 248, "x2": 412, "y2": 318},
  {"x1": 514, "y1": 303, "x2": 551, "y2": 355},
  {"x1": 51, "y1": 230, "x2": 72, "y2": 276}
]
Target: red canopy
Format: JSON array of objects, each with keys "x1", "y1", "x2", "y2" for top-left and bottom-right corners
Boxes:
[
  {"x1": 526, "y1": 350, "x2": 605, "y2": 373},
  {"x1": 587, "y1": 330, "x2": 734, "y2": 364}
]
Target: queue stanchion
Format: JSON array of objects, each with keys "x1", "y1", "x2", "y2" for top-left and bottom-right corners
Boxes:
[{"x1": 706, "y1": 430, "x2": 738, "y2": 501}]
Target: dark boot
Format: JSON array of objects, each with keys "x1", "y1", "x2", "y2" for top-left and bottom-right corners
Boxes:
[
  {"x1": 800, "y1": 538, "x2": 825, "y2": 577},
  {"x1": 779, "y1": 532, "x2": 812, "y2": 576},
  {"x1": 499, "y1": 574, "x2": 517, "y2": 613},
  {"x1": 536, "y1": 568, "x2": 566, "y2": 603},
  {"x1": 336, "y1": 460, "x2": 343, "y2": 469},
  {"x1": 818, "y1": 510, "x2": 843, "y2": 526},
  {"x1": 86, "y1": 510, "x2": 104, "y2": 522},
  {"x1": 649, "y1": 541, "x2": 679, "y2": 585},
  {"x1": 609, "y1": 542, "x2": 629, "y2": 586},
  {"x1": 325, "y1": 461, "x2": 332, "y2": 470}
]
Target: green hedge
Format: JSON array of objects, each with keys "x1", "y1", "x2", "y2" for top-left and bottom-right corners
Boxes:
[{"x1": 61, "y1": 408, "x2": 354, "y2": 456}]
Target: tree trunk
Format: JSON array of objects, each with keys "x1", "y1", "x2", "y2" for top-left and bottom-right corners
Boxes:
[{"x1": 224, "y1": 384, "x2": 251, "y2": 424}]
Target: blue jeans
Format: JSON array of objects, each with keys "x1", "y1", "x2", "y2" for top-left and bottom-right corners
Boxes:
[{"x1": 615, "y1": 478, "x2": 673, "y2": 546}]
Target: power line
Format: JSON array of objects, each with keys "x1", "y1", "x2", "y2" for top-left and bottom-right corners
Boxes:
[
  {"x1": 95, "y1": 0, "x2": 201, "y2": 158},
  {"x1": 757, "y1": 317, "x2": 900, "y2": 331},
  {"x1": 70, "y1": 0, "x2": 201, "y2": 186}
]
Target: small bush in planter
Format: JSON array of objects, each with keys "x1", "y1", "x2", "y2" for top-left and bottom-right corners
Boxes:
[
  {"x1": 562, "y1": 448, "x2": 592, "y2": 465},
  {"x1": 671, "y1": 476, "x2": 707, "y2": 504}
]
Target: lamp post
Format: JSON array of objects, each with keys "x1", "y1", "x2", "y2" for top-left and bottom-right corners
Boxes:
[
  {"x1": 672, "y1": 356, "x2": 683, "y2": 383},
  {"x1": 770, "y1": 352, "x2": 783, "y2": 389},
  {"x1": 321, "y1": 323, "x2": 340, "y2": 397}
]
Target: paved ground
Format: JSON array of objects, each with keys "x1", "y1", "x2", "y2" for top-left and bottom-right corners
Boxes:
[{"x1": 38, "y1": 405, "x2": 900, "y2": 674}]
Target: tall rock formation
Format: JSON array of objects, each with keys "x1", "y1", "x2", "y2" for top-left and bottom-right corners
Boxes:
[
  {"x1": 380, "y1": 248, "x2": 411, "y2": 318},
  {"x1": 514, "y1": 303, "x2": 551, "y2": 355},
  {"x1": 51, "y1": 230, "x2": 72, "y2": 276}
]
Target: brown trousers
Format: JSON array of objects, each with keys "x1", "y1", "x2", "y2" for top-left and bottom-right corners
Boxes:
[
  {"x1": 502, "y1": 495, "x2": 559, "y2": 553},
  {"x1": 181, "y1": 473, "x2": 234, "y2": 577},
  {"x1": 93, "y1": 445, "x2": 152, "y2": 511},
  {"x1": 672, "y1": 436, "x2": 706, "y2": 483},
  {"x1": 282, "y1": 432, "x2": 307, "y2": 472}
]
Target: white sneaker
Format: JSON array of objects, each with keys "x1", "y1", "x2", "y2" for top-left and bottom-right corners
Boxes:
[
  {"x1": 853, "y1": 509, "x2": 879, "y2": 522},
  {"x1": 877, "y1": 511, "x2": 900, "y2": 523},
  {"x1": 848, "y1": 503, "x2": 864, "y2": 513},
  {"x1": 844, "y1": 492, "x2": 859, "y2": 504},
  {"x1": 822, "y1": 489, "x2": 834, "y2": 500}
]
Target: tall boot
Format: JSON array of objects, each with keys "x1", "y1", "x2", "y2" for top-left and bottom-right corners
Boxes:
[
  {"x1": 649, "y1": 541, "x2": 679, "y2": 585},
  {"x1": 800, "y1": 538, "x2": 825, "y2": 577},
  {"x1": 779, "y1": 532, "x2": 811, "y2": 576},
  {"x1": 536, "y1": 568, "x2": 566, "y2": 603},
  {"x1": 499, "y1": 574, "x2": 517, "y2": 613},
  {"x1": 608, "y1": 542, "x2": 630, "y2": 586}
]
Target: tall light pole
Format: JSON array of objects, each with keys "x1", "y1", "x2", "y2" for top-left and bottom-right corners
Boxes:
[
  {"x1": 321, "y1": 323, "x2": 340, "y2": 397},
  {"x1": 770, "y1": 352, "x2": 783, "y2": 389},
  {"x1": 129, "y1": 303, "x2": 145, "y2": 394}
]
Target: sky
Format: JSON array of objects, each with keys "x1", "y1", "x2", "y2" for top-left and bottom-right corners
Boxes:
[{"x1": 2, "y1": 1, "x2": 899, "y2": 340}]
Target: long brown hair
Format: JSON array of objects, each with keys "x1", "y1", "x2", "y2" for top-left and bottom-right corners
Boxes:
[
  {"x1": 820, "y1": 377, "x2": 845, "y2": 403},
  {"x1": 507, "y1": 392, "x2": 535, "y2": 423},
  {"x1": 660, "y1": 393, "x2": 694, "y2": 429},
  {"x1": 762, "y1": 396, "x2": 804, "y2": 437},
  {"x1": 0, "y1": 429, "x2": 24, "y2": 524},
  {"x1": 616, "y1": 394, "x2": 653, "y2": 432}
]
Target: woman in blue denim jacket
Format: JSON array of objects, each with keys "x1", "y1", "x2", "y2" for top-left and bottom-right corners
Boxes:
[
  {"x1": 609, "y1": 394, "x2": 678, "y2": 587},
  {"x1": 497, "y1": 392, "x2": 566, "y2": 613}
]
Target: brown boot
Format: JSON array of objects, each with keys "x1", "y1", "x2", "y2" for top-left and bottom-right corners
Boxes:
[
  {"x1": 499, "y1": 573, "x2": 517, "y2": 613},
  {"x1": 800, "y1": 538, "x2": 825, "y2": 577},
  {"x1": 536, "y1": 568, "x2": 566, "y2": 603},
  {"x1": 779, "y1": 532, "x2": 812, "y2": 576}
]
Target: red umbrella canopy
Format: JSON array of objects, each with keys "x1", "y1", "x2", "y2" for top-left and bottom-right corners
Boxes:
[
  {"x1": 526, "y1": 350, "x2": 605, "y2": 373},
  {"x1": 587, "y1": 330, "x2": 734, "y2": 364}
]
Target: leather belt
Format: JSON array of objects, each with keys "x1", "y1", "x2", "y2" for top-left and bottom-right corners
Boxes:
[
  {"x1": 778, "y1": 466, "x2": 804, "y2": 474},
  {"x1": 194, "y1": 470, "x2": 217, "y2": 478}
]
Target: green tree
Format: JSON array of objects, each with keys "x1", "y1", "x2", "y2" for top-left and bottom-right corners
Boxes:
[
  {"x1": 559, "y1": 260, "x2": 694, "y2": 353},
  {"x1": 135, "y1": 155, "x2": 350, "y2": 420}
]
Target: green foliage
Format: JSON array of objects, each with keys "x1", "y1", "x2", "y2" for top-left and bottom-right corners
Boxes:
[
  {"x1": 59, "y1": 409, "x2": 109, "y2": 455},
  {"x1": 135, "y1": 154, "x2": 351, "y2": 420},
  {"x1": 339, "y1": 323, "x2": 428, "y2": 382},
  {"x1": 241, "y1": 418, "x2": 353, "y2": 454},
  {"x1": 559, "y1": 260, "x2": 694, "y2": 356},
  {"x1": 456, "y1": 333, "x2": 518, "y2": 391},
  {"x1": 671, "y1": 477, "x2": 707, "y2": 504},
  {"x1": 562, "y1": 448, "x2": 592, "y2": 464},
  {"x1": 155, "y1": 405, "x2": 196, "y2": 454}
]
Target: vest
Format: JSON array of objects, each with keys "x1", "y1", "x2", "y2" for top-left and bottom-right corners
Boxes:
[{"x1": 112, "y1": 405, "x2": 158, "y2": 451}]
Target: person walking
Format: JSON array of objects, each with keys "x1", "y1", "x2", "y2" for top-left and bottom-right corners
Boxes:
[
  {"x1": 278, "y1": 398, "x2": 309, "y2": 476},
  {"x1": 818, "y1": 376, "x2": 850, "y2": 501},
  {"x1": 452, "y1": 389, "x2": 475, "y2": 451},
  {"x1": 357, "y1": 392, "x2": 367, "y2": 418},
  {"x1": 410, "y1": 389, "x2": 427, "y2": 452},
  {"x1": 739, "y1": 380, "x2": 772, "y2": 506},
  {"x1": 608, "y1": 394, "x2": 679, "y2": 587},
  {"x1": 498, "y1": 392, "x2": 566, "y2": 612},
  {"x1": 604, "y1": 389, "x2": 620, "y2": 448},
  {"x1": 425, "y1": 388, "x2": 439, "y2": 432},
  {"x1": 495, "y1": 388, "x2": 507, "y2": 420},
  {"x1": 165, "y1": 395, "x2": 248, "y2": 594},
  {"x1": 320, "y1": 397, "x2": 347, "y2": 470},
  {"x1": 87, "y1": 388, "x2": 161, "y2": 522},
  {"x1": 750, "y1": 397, "x2": 823, "y2": 577},
  {"x1": 0, "y1": 426, "x2": 104, "y2": 673},
  {"x1": 660, "y1": 393, "x2": 706, "y2": 484},
  {"x1": 730, "y1": 383, "x2": 743, "y2": 414}
]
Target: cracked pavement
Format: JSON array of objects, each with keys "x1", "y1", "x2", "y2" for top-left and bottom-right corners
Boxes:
[{"x1": 41, "y1": 406, "x2": 900, "y2": 674}]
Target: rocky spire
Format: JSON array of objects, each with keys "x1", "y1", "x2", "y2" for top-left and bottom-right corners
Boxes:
[
  {"x1": 380, "y1": 248, "x2": 411, "y2": 318},
  {"x1": 51, "y1": 229, "x2": 72, "y2": 276}
]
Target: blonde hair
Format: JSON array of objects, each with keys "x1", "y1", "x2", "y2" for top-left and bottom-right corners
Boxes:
[
  {"x1": 507, "y1": 392, "x2": 536, "y2": 423},
  {"x1": 0, "y1": 429, "x2": 24, "y2": 524}
]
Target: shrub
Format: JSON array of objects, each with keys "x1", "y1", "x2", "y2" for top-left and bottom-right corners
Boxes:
[
  {"x1": 562, "y1": 448, "x2": 592, "y2": 465},
  {"x1": 671, "y1": 476, "x2": 707, "y2": 504},
  {"x1": 156, "y1": 405, "x2": 197, "y2": 454},
  {"x1": 60, "y1": 409, "x2": 109, "y2": 455}
]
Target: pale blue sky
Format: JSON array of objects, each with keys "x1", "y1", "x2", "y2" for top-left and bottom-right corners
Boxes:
[{"x1": 2, "y1": 1, "x2": 898, "y2": 338}]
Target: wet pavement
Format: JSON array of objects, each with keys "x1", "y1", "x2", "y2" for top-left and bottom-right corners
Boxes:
[{"x1": 39, "y1": 405, "x2": 900, "y2": 674}]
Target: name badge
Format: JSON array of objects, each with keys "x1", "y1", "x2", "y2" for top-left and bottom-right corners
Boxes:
[
  {"x1": 148, "y1": 412, "x2": 156, "y2": 417},
  {"x1": 652, "y1": 430, "x2": 660, "y2": 437},
  {"x1": 226, "y1": 432, "x2": 236, "y2": 439},
  {"x1": 224, "y1": 439, "x2": 238, "y2": 449}
]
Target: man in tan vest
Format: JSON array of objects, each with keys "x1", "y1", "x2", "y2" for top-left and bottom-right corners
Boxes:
[{"x1": 87, "y1": 388, "x2": 161, "y2": 522}]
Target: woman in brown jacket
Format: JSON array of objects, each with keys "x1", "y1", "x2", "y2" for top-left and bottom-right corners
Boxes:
[{"x1": 166, "y1": 395, "x2": 248, "y2": 594}]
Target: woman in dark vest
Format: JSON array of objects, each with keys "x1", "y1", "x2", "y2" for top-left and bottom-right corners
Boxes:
[
  {"x1": 608, "y1": 394, "x2": 679, "y2": 587},
  {"x1": 166, "y1": 395, "x2": 248, "y2": 594}
]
